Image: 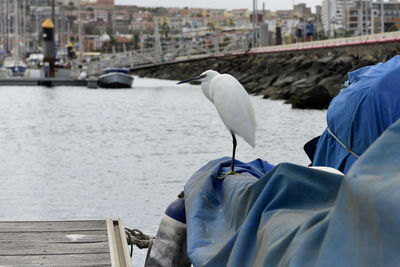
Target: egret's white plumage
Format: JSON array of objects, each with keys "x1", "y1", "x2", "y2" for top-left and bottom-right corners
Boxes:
[
  {"x1": 200, "y1": 70, "x2": 256, "y2": 148},
  {"x1": 178, "y1": 69, "x2": 256, "y2": 173}
]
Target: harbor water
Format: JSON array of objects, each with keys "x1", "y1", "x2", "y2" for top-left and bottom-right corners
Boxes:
[{"x1": 0, "y1": 77, "x2": 326, "y2": 265}]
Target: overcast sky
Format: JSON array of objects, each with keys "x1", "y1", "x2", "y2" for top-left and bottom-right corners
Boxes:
[{"x1": 115, "y1": 0, "x2": 322, "y2": 12}]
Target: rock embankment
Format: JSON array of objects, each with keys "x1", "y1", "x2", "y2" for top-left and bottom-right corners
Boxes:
[{"x1": 133, "y1": 42, "x2": 400, "y2": 109}]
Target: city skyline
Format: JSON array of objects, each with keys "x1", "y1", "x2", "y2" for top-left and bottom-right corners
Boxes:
[{"x1": 115, "y1": 0, "x2": 321, "y2": 12}]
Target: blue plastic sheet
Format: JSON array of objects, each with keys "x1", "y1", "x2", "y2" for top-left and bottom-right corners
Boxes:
[
  {"x1": 312, "y1": 55, "x2": 400, "y2": 173},
  {"x1": 184, "y1": 119, "x2": 400, "y2": 267}
]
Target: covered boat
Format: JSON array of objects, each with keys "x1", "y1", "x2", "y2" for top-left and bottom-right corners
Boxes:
[
  {"x1": 312, "y1": 55, "x2": 400, "y2": 173},
  {"x1": 98, "y1": 68, "x2": 133, "y2": 88},
  {"x1": 184, "y1": 118, "x2": 400, "y2": 266},
  {"x1": 149, "y1": 56, "x2": 400, "y2": 267}
]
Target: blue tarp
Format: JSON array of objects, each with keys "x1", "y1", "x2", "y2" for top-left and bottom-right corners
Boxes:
[
  {"x1": 312, "y1": 55, "x2": 400, "y2": 173},
  {"x1": 185, "y1": 118, "x2": 400, "y2": 266}
]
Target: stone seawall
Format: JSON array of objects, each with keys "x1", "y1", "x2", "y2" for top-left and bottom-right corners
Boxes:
[{"x1": 134, "y1": 42, "x2": 400, "y2": 109}]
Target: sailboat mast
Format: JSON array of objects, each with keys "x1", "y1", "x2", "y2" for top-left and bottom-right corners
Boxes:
[
  {"x1": 36, "y1": 0, "x2": 39, "y2": 51},
  {"x1": 78, "y1": 0, "x2": 83, "y2": 61},
  {"x1": 2, "y1": 0, "x2": 5, "y2": 51},
  {"x1": 14, "y1": 0, "x2": 18, "y2": 58},
  {"x1": 381, "y1": 0, "x2": 384, "y2": 33},
  {"x1": 52, "y1": 0, "x2": 55, "y2": 29},
  {"x1": 23, "y1": 0, "x2": 26, "y2": 55}
]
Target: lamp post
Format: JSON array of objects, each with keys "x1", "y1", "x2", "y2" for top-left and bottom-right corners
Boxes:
[
  {"x1": 78, "y1": 0, "x2": 83, "y2": 61},
  {"x1": 36, "y1": 0, "x2": 39, "y2": 51},
  {"x1": 371, "y1": 0, "x2": 374, "y2": 34},
  {"x1": 14, "y1": 0, "x2": 18, "y2": 58},
  {"x1": 252, "y1": 0, "x2": 257, "y2": 47},
  {"x1": 380, "y1": 0, "x2": 384, "y2": 33}
]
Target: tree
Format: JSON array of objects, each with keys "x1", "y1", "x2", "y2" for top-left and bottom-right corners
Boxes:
[
  {"x1": 67, "y1": 15, "x2": 77, "y2": 31},
  {"x1": 84, "y1": 24, "x2": 100, "y2": 35},
  {"x1": 386, "y1": 23, "x2": 398, "y2": 32},
  {"x1": 132, "y1": 33, "x2": 140, "y2": 49},
  {"x1": 106, "y1": 25, "x2": 116, "y2": 46},
  {"x1": 207, "y1": 22, "x2": 216, "y2": 32},
  {"x1": 86, "y1": 6, "x2": 94, "y2": 21},
  {"x1": 161, "y1": 22, "x2": 170, "y2": 38},
  {"x1": 66, "y1": 1, "x2": 75, "y2": 13}
]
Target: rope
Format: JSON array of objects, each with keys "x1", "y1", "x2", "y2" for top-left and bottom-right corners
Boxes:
[
  {"x1": 327, "y1": 127, "x2": 360, "y2": 159},
  {"x1": 125, "y1": 192, "x2": 184, "y2": 258},
  {"x1": 217, "y1": 171, "x2": 237, "y2": 179},
  {"x1": 125, "y1": 228, "x2": 155, "y2": 257}
]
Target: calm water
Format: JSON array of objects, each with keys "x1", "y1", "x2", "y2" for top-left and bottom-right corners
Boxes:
[{"x1": 0, "y1": 77, "x2": 326, "y2": 265}]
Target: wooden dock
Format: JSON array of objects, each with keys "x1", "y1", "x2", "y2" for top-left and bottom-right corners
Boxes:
[
  {"x1": 0, "y1": 78, "x2": 98, "y2": 88},
  {"x1": 0, "y1": 219, "x2": 132, "y2": 266}
]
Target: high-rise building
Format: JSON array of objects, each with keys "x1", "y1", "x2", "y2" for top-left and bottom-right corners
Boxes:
[
  {"x1": 348, "y1": 0, "x2": 400, "y2": 35},
  {"x1": 293, "y1": 3, "x2": 312, "y2": 18},
  {"x1": 321, "y1": 0, "x2": 355, "y2": 36}
]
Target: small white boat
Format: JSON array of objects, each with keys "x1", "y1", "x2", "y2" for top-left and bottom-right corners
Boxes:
[
  {"x1": 3, "y1": 56, "x2": 27, "y2": 77},
  {"x1": 26, "y1": 53, "x2": 44, "y2": 67},
  {"x1": 98, "y1": 68, "x2": 133, "y2": 88},
  {"x1": 0, "y1": 68, "x2": 12, "y2": 78}
]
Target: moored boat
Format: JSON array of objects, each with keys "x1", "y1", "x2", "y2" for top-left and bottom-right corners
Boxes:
[
  {"x1": 3, "y1": 56, "x2": 26, "y2": 77},
  {"x1": 98, "y1": 68, "x2": 133, "y2": 88},
  {"x1": 0, "y1": 68, "x2": 12, "y2": 78}
]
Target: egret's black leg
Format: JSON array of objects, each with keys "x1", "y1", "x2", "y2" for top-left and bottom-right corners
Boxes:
[
  {"x1": 217, "y1": 132, "x2": 238, "y2": 179},
  {"x1": 231, "y1": 132, "x2": 237, "y2": 173}
]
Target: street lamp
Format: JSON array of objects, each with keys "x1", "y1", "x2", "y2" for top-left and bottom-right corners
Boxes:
[{"x1": 252, "y1": 0, "x2": 257, "y2": 47}]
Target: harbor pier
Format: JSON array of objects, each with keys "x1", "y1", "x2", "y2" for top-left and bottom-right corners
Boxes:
[
  {"x1": 0, "y1": 219, "x2": 132, "y2": 266},
  {"x1": 0, "y1": 78, "x2": 98, "y2": 88}
]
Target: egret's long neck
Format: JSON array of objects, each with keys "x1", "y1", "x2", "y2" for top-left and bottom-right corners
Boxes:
[
  {"x1": 201, "y1": 74, "x2": 219, "y2": 103},
  {"x1": 201, "y1": 81, "x2": 212, "y2": 102}
]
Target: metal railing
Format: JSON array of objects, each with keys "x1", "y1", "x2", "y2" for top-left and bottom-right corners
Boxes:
[
  {"x1": 250, "y1": 31, "x2": 400, "y2": 53},
  {"x1": 83, "y1": 35, "x2": 249, "y2": 75},
  {"x1": 82, "y1": 31, "x2": 400, "y2": 75}
]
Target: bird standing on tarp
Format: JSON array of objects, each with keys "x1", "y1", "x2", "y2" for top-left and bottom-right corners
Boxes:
[{"x1": 178, "y1": 70, "x2": 256, "y2": 176}]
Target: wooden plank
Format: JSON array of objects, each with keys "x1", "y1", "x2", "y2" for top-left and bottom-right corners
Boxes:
[
  {"x1": 0, "y1": 242, "x2": 109, "y2": 255},
  {"x1": 0, "y1": 263, "x2": 110, "y2": 267},
  {"x1": 0, "y1": 239, "x2": 109, "y2": 247},
  {"x1": 1, "y1": 263, "x2": 111, "y2": 267},
  {"x1": 106, "y1": 219, "x2": 120, "y2": 267},
  {"x1": 0, "y1": 219, "x2": 132, "y2": 266},
  {"x1": 105, "y1": 219, "x2": 132, "y2": 267},
  {"x1": 0, "y1": 249, "x2": 109, "y2": 257},
  {"x1": 113, "y1": 221, "x2": 126, "y2": 267},
  {"x1": 0, "y1": 220, "x2": 107, "y2": 227},
  {"x1": 0, "y1": 220, "x2": 106, "y2": 232},
  {"x1": 117, "y1": 218, "x2": 132, "y2": 267},
  {"x1": 0, "y1": 231, "x2": 107, "y2": 242},
  {"x1": 0, "y1": 254, "x2": 111, "y2": 264}
]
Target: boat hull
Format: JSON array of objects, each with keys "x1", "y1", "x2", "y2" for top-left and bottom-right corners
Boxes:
[{"x1": 98, "y1": 72, "x2": 133, "y2": 88}]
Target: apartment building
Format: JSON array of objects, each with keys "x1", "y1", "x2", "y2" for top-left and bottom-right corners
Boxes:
[
  {"x1": 348, "y1": 0, "x2": 400, "y2": 34},
  {"x1": 322, "y1": 0, "x2": 356, "y2": 36}
]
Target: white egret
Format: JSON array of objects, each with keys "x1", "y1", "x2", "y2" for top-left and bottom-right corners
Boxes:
[{"x1": 177, "y1": 70, "x2": 256, "y2": 175}]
